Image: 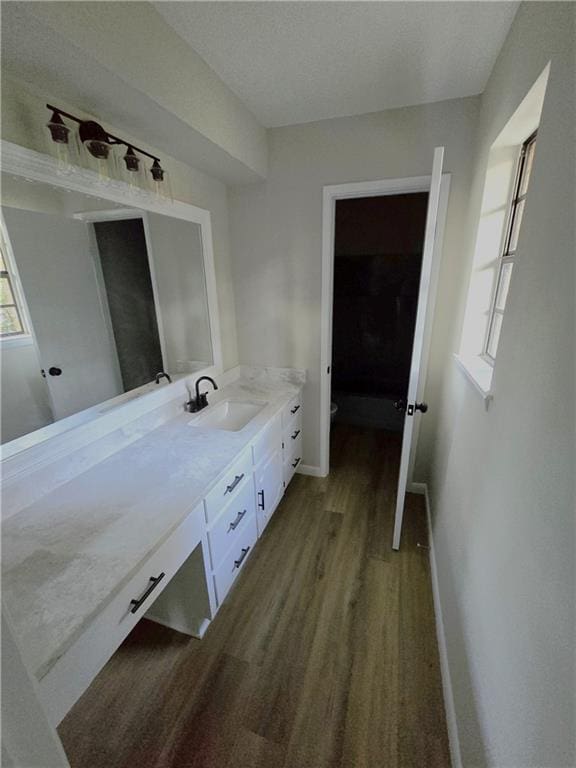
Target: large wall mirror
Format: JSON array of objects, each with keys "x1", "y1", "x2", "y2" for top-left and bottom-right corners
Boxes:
[{"x1": 0, "y1": 169, "x2": 220, "y2": 448}]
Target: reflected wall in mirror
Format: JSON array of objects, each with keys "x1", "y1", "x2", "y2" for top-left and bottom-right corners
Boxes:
[{"x1": 0, "y1": 174, "x2": 214, "y2": 445}]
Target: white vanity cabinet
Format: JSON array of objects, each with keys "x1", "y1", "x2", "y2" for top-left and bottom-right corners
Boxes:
[{"x1": 2, "y1": 378, "x2": 305, "y2": 734}]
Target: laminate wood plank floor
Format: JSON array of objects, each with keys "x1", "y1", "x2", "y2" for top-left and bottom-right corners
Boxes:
[{"x1": 59, "y1": 424, "x2": 451, "y2": 768}]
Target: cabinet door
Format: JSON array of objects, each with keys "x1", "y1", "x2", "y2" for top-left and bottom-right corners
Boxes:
[{"x1": 254, "y1": 449, "x2": 283, "y2": 535}]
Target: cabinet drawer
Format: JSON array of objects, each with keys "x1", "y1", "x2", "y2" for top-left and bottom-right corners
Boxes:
[
  {"x1": 284, "y1": 428, "x2": 303, "y2": 465},
  {"x1": 39, "y1": 501, "x2": 205, "y2": 726},
  {"x1": 204, "y1": 449, "x2": 252, "y2": 525},
  {"x1": 284, "y1": 455, "x2": 301, "y2": 486},
  {"x1": 253, "y1": 412, "x2": 282, "y2": 467},
  {"x1": 284, "y1": 412, "x2": 302, "y2": 444},
  {"x1": 281, "y1": 392, "x2": 302, "y2": 429},
  {"x1": 207, "y1": 476, "x2": 256, "y2": 570},
  {"x1": 213, "y1": 512, "x2": 258, "y2": 605}
]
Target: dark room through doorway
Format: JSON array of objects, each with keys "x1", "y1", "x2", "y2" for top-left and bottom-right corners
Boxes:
[{"x1": 330, "y1": 192, "x2": 429, "y2": 433}]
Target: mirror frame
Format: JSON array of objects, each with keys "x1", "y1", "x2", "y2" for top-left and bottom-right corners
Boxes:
[{"x1": 0, "y1": 140, "x2": 223, "y2": 459}]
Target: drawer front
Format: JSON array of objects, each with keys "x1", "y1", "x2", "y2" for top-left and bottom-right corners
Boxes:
[
  {"x1": 255, "y1": 448, "x2": 284, "y2": 535},
  {"x1": 281, "y1": 392, "x2": 302, "y2": 429},
  {"x1": 284, "y1": 429, "x2": 303, "y2": 466},
  {"x1": 253, "y1": 412, "x2": 282, "y2": 467},
  {"x1": 207, "y1": 476, "x2": 256, "y2": 570},
  {"x1": 213, "y1": 512, "x2": 258, "y2": 605},
  {"x1": 204, "y1": 449, "x2": 253, "y2": 525},
  {"x1": 283, "y1": 412, "x2": 302, "y2": 445},
  {"x1": 39, "y1": 501, "x2": 205, "y2": 726},
  {"x1": 284, "y1": 436, "x2": 303, "y2": 487}
]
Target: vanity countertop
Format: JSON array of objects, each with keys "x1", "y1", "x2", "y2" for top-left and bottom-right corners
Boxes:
[{"x1": 2, "y1": 374, "x2": 302, "y2": 680}]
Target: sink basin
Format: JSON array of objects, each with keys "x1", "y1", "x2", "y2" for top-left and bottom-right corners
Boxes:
[{"x1": 189, "y1": 399, "x2": 267, "y2": 432}]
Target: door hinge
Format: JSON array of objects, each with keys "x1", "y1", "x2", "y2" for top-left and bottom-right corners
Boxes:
[{"x1": 327, "y1": 365, "x2": 330, "y2": 374}]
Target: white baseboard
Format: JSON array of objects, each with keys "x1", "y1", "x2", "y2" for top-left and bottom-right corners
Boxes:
[
  {"x1": 422, "y1": 483, "x2": 463, "y2": 768},
  {"x1": 296, "y1": 463, "x2": 325, "y2": 477}
]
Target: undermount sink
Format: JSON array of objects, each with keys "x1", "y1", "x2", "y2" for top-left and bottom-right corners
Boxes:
[{"x1": 189, "y1": 399, "x2": 267, "y2": 432}]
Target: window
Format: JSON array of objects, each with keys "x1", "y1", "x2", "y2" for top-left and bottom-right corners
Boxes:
[
  {"x1": 484, "y1": 131, "x2": 537, "y2": 361},
  {"x1": 0, "y1": 242, "x2": 26, "y2": 337}
]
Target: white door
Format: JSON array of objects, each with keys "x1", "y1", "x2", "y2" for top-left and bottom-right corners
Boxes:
[
  {"x1": 2, "y1": 208, "x2": 123, "y2": 421},
  {"x1": 392, "y1": 147, "x2": 445, "y2": 550}
]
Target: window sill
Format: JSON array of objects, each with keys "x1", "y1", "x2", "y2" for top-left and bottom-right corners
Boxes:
[
  {"x1": 1, "y1": 334, "x2": 33, "y2": 349},
  {"x1": 453, "y1": 354, "x2": 493, "y2": 405}
]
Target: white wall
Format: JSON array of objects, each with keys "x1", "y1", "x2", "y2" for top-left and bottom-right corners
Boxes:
[
  {"x1": 229, "y1": 96, "x2": 480, "y2": 471},
  {"x1": 146, "y1": 214, "x2": 213, "y2": 371},
  {"x1": 1, "y1": 76, "x2": 240, "y2": 373},
  {"x1": 426, "y1": 4, "x2": 575, "y2": 766}
]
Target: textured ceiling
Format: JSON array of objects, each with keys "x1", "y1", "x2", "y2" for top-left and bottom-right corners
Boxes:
[{"x1": 156, "y1": 1, "x2": 519, "y2": 127}]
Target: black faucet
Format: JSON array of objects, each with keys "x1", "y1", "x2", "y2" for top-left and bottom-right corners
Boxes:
[
  {"x1": 155, "y1": 371, "x2": 172, "y2": 384},
  {"x1": 187, "y1": 376, "x2": 218, "y2": 413}
]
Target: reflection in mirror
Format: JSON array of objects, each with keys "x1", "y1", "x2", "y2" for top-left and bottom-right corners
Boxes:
[{"x1": 0, "y1": 175, "x2": 213, "y2": 445}]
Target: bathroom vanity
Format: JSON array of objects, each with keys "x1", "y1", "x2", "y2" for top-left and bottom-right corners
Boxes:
[{"x1": 2, "y1": 367, "x2": 304, "y2": 727}]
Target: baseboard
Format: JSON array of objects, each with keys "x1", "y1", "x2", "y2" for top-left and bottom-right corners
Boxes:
[
  {"x1": 296, "y1": 463, "x2": 324, "y2": 477},
  {"x1": 422, "y1": 483, "x2": 463, "y2": 768}
]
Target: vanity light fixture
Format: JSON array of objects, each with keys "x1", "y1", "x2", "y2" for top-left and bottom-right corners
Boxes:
[
  {"x1": 45, "y1": 103, "x2": 166, "y2": 182},
  {"x1": 46, "y1": 109, "x2": 70, "y2": 144},
  {"x1": 123, "y1": 146, "x2": 140, "y2": 172}
]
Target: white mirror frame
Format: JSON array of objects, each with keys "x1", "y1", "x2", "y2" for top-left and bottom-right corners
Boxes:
[{"x1": 0, "y1": 140, "x2": 223, "y2": 459}]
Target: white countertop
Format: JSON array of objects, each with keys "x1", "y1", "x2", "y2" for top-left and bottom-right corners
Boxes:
[{"x1": 2, "y1": 375, "x2": 301, "y2": 680}]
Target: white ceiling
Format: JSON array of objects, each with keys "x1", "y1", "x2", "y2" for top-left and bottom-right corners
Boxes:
[{"x1": 156, "y1": 1, "x2": 519, "y2": 128}]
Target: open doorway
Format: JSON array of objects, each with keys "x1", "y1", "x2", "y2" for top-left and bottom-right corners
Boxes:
[
  {"x1": 331, "y1": 192, "x2": 429, "y2": 432},
  {"x1": 321, "y1": 151, "x2": 450, "y2": 548}
]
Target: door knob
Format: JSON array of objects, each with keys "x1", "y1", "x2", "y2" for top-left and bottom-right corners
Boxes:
[
  {"x1": 393, "y1": 399, "x2": 407, "y2": 413},
  {"x1": 48, "y1": 366, "x2": 62, "y2": 376},
  {"x1": 414, "y1": 402, "x2": 428, "y2": 413}
]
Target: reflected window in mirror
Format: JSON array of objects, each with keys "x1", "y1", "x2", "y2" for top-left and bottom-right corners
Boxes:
[{"x1": 0, "y1": 240, "x2": 27, "y2": 338}]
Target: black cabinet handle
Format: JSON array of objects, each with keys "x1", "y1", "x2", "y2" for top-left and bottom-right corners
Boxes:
[
  {"x1": 130, "y1": 573, "x2": 165, "y2": 614},
  {"x1": 257, "y1": 489, "x2": 265, "y2": 510},
  {"x1": 292, "y1": 457, "x2": 301, "y2": 468},
  {"x1": 228, "y1": 509, "x2": 246, "y2": 532},
  {"x1": 290, "y1": 404, "x2": 300, "y2": 415},
  {"x1": 291, "y1": 429, "x2": 301, "y2": 440},
  {"x1": 48, "y1": 366, "x2": 62, "y2": 377},
  {"x1": 224, "y1": 474, "x2": 244, "y2": 495},
  {"x1": 234, "y1": 547, "x2": 250, "y2": 569}
]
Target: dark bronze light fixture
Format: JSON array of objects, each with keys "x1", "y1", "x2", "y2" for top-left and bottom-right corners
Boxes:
[
  {"x1": 123, "y1": 146, "x2": 140, "y2": 172},
  {"x1": 45, "y1": 104, "x2": 165, "y2": 182},
  {"x1": 78, "y1": 120, "x2": 111, "y2": 159},
  {"x1": 150, "y1": 159, "x2": 165, "y2": 182},
  {"x1": 46, "y1": 109, "x2": 70, "y2": 144}
]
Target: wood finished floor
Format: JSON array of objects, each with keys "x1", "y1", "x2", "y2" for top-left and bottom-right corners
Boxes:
[{"x1": 59, "y1": 424, "x2": 451, "y2": 768}]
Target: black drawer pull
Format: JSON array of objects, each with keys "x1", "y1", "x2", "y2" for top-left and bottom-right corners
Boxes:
[
  {"x1": 290, "y1": 404, "x2": 300, "y2": 415},
  {"x1": 257, "y1": 489, "x2": 265, "y2": 510},
  {"x1": 228, "y1": 509, "x2": 246, "y2": 532},
  {"x1": 291, "y1": 429, "x2": 301, "y2": 440},
  {"x1": 130, "y1": 572, "x2": 165, "y2": 614},
  {"x1": 292, "y1": 457, "x2": 301, "y2": 469},
  {"x1": 224, "y1": 474, "x2": 244, "y2": 495},
  {"x1": 234, "y1": 546, "x2": 251, "y2": 569}
]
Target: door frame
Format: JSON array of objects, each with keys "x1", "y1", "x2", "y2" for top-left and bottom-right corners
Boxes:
[
  {"x1": 74, "y1": 209, "x2": 169, "y2": 378},
  {"x1": 319, "y1": 173, "x2": 451, "y2": 479}
]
